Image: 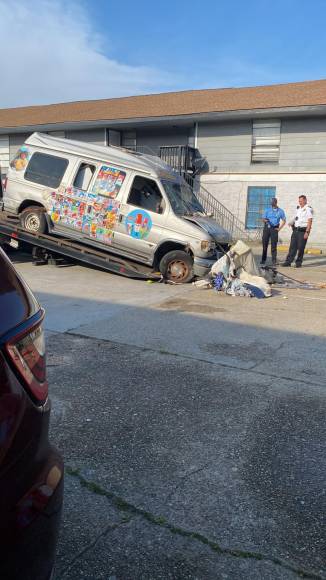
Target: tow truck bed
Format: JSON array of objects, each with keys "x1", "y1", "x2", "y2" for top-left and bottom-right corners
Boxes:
[{"x1": 0, "y1": 212, "x2": 160, "y2": 281}]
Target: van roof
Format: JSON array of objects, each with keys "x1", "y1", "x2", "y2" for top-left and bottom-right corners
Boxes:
[{"x1": 26, "y1": 132, "x2": 177, "y2": 179}]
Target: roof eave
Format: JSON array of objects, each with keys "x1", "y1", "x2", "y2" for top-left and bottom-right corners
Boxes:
[{"x1": 1, "y1": 104, "x2": 326, "y2": 134}]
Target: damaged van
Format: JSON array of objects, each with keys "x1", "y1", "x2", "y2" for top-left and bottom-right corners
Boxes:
[{"x1": 3, "y1": 133, "x2": 231, "y2": 282}]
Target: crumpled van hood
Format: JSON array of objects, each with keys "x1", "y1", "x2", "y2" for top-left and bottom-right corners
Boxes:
[{"x1": 183, "y1": 215, "x2": 232, "y2": 243}]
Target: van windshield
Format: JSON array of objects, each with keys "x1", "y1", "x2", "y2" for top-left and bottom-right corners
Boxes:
[{"x1": 162, "y1": 179, "x2": 205, "y2": 216}]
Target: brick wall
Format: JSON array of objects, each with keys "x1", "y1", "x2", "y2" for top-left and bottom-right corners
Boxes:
[{"x1": 200, "y1": 173, "x2": 326, "y2": 245}]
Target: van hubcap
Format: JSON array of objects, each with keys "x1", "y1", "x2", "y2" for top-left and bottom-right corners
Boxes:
[
  {"x1": 168, "y1": 260, "x2": 189, "y2": 281},
  {"x1": 25, "y1": 214, "x2": 40, "y2": 231}
]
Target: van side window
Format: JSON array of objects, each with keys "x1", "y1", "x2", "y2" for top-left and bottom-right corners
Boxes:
[
  {"x1": 24, "y1": 152, "x2": 69, "y2": 188},
  {"x1": 73, "y1": 163, "x2": 95, "y2": 190},
  {"x1": 128, "y1": 176, "x2": 165, "y2": 214}
]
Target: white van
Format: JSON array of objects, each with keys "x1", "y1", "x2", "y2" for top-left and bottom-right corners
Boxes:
[{"x1": 4, "y1": 133, "x2": 231, "y2": 282}]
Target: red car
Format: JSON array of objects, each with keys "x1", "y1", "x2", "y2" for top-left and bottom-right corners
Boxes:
[{"x1": 0, "y1": 246, "x2": 63, "y2": 580}]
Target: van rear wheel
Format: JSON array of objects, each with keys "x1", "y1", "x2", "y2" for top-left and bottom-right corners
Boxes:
[
  {"x1": 159, "y1": 250, "x2": 194, "y2": 283},
  {"x1": 20, "y1": 207, "x2": 47, "y2": 234}
]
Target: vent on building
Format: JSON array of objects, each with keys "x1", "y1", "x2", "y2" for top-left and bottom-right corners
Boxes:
[{"x1": 251, "y1": 120, "x2": 281, "y2": 163}]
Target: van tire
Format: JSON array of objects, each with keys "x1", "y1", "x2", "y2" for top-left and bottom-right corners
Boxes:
[
  {"x1": 20, "y1": 207, "x2": 47, "y2": 234},
  {"x1": 159, "y1": 250, "x2": 194, "y2": 283}
]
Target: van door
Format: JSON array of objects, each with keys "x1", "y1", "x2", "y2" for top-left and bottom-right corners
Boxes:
[
  {"x1": 112, "y1": 175, "x2": 167, "y2": 262},
  {"x1": 81, "y1": 164, "x2": 127, "y2": 245},
  {"x1": 50, "y1": 161, "x2": 97, "y2": 234}
]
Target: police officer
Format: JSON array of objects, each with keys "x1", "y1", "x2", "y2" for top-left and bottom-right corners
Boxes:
[
  {"x1": 282, "y1": 195, "x2": 313, "y2": 268},
  {"x1": 261, "y1": 197, "x2": 286, "y2": 266}
]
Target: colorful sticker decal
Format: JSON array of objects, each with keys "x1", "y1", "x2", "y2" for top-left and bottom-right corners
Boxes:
[
  {"x1": 92, "y1": 166, "x2": 126, "y2": 198},
  {"x1": 10, "y1": 146, "x2": 30, "y2": 171},
  {"x1": 125, "y1": 209, "x2": 152, "y2": 239},
  {"x1": 49, "y1": 186, "x2": 120, "y2": 245}
]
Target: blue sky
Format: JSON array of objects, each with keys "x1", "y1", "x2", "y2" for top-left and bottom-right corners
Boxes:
[
  {"x1": 0, "y1": 0, "x2": 325, "y2": 108},
  {"x1": 84, "y1": 0, "x2": 326, "y2": 87}
]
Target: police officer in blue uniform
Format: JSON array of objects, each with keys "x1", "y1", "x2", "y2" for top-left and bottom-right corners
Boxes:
[{"x1": 261, "y1": 197, "x2": 286, "y2": 266}]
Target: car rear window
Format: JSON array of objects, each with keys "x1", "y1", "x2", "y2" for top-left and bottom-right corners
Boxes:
[{"x1": 24, "y1": 152, "x2": 69, "y2": 188}]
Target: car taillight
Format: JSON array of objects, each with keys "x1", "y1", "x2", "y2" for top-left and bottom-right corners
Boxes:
[{"x1": 5, "y1": 318, "x2": 48, "y2": 404}]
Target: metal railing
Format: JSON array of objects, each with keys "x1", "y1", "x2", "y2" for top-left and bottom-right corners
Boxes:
[
  {"x1": 186, "y1": 174, "x2": 261, "y2": 242},
  {"x1": 159, "y1": 145, "x2": 197, "y2": 174}
]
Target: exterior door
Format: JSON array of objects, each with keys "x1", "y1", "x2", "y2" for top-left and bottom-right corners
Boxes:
[{"x1": 112, "y1": 174, "x2": 167, "y2": 262}]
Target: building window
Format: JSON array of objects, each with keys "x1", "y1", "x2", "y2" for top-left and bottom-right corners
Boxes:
[
  {"x1": 251, "y1": 120, "x2": 281, "y2": 163},
  {"x1": 246, "y1": 186, "x2": 276, "y2": 229},
  {"x1": 122, "y1": 131, "x2": 136, "y2": 150},
  {"x1": 107, "y1": 130, "x2": 121, "y2": 147}
]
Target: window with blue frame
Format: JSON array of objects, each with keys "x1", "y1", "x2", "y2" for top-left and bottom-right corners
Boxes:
[{"x1": 246, "y1": 186, "x2": 276, "y2": 229}]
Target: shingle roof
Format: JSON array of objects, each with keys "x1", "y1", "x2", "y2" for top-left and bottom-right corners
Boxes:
[{"x1": 1, "y1": 79, "x2": 326, "y2": 129}]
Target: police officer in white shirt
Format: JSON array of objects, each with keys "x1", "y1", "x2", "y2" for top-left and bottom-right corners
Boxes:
[{"x1": 282, "y1": 195, "x2": 313, "y2": 268}]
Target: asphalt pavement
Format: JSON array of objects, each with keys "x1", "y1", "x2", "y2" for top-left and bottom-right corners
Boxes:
[{"x1": 11, "y1": 247, "x2": 326, "y2": 580}]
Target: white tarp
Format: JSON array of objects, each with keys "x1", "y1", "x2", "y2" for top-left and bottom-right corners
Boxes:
[{"x1": 210, "y1": 241, "x2": 271, "y2": 298}]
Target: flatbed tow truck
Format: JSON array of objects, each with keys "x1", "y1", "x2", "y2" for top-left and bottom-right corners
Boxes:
[{"x1": 0, "y1": 211, "x2": 161, "y2": 281}]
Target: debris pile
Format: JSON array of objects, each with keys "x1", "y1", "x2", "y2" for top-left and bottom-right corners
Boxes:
[{"x1": 193, "y1": 241, "x2": 271, "y2": 298}]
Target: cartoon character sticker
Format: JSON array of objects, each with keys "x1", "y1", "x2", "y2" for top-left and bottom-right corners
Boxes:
[
  {"x1": 10, "y1": 146, "x2": 30, "y2": 171},
  {"x1": 92, "y1": 166, "x2": 126, "y2": 198},
  {"x1": 125, "y1": 209, "x2": 152, "y2": 239},
  {"x1": 49, "y1": 187, "x2": 120, "y2": 245},
  {"x1": 49, "y1": 187, "x2": 89, "y2": 229}
]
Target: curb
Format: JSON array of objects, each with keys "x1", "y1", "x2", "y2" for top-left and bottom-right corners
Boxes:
[{"x1": 277, "y1": 245, "x2": 322, "y2": 255}]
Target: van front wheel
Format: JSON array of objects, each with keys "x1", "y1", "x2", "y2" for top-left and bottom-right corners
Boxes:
[
  {"x1": 20, "y1": 207, "x2": 47, "y2": 234},
  {"x1": 159, "y1": 250, "x2": 194, "y2": 283}
]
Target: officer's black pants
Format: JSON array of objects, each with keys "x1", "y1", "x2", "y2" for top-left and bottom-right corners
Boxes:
[
  {"x1": 285, "y1": 228, "x2": 308, "y2": 265},
  {"x1": 261, "y1": 225, "x2": 278, "y2": 263}
]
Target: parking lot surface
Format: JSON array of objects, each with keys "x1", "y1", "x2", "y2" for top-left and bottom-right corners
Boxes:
[{"x1": 12, "y1": 248, "x2": 326, "y2": 579}]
